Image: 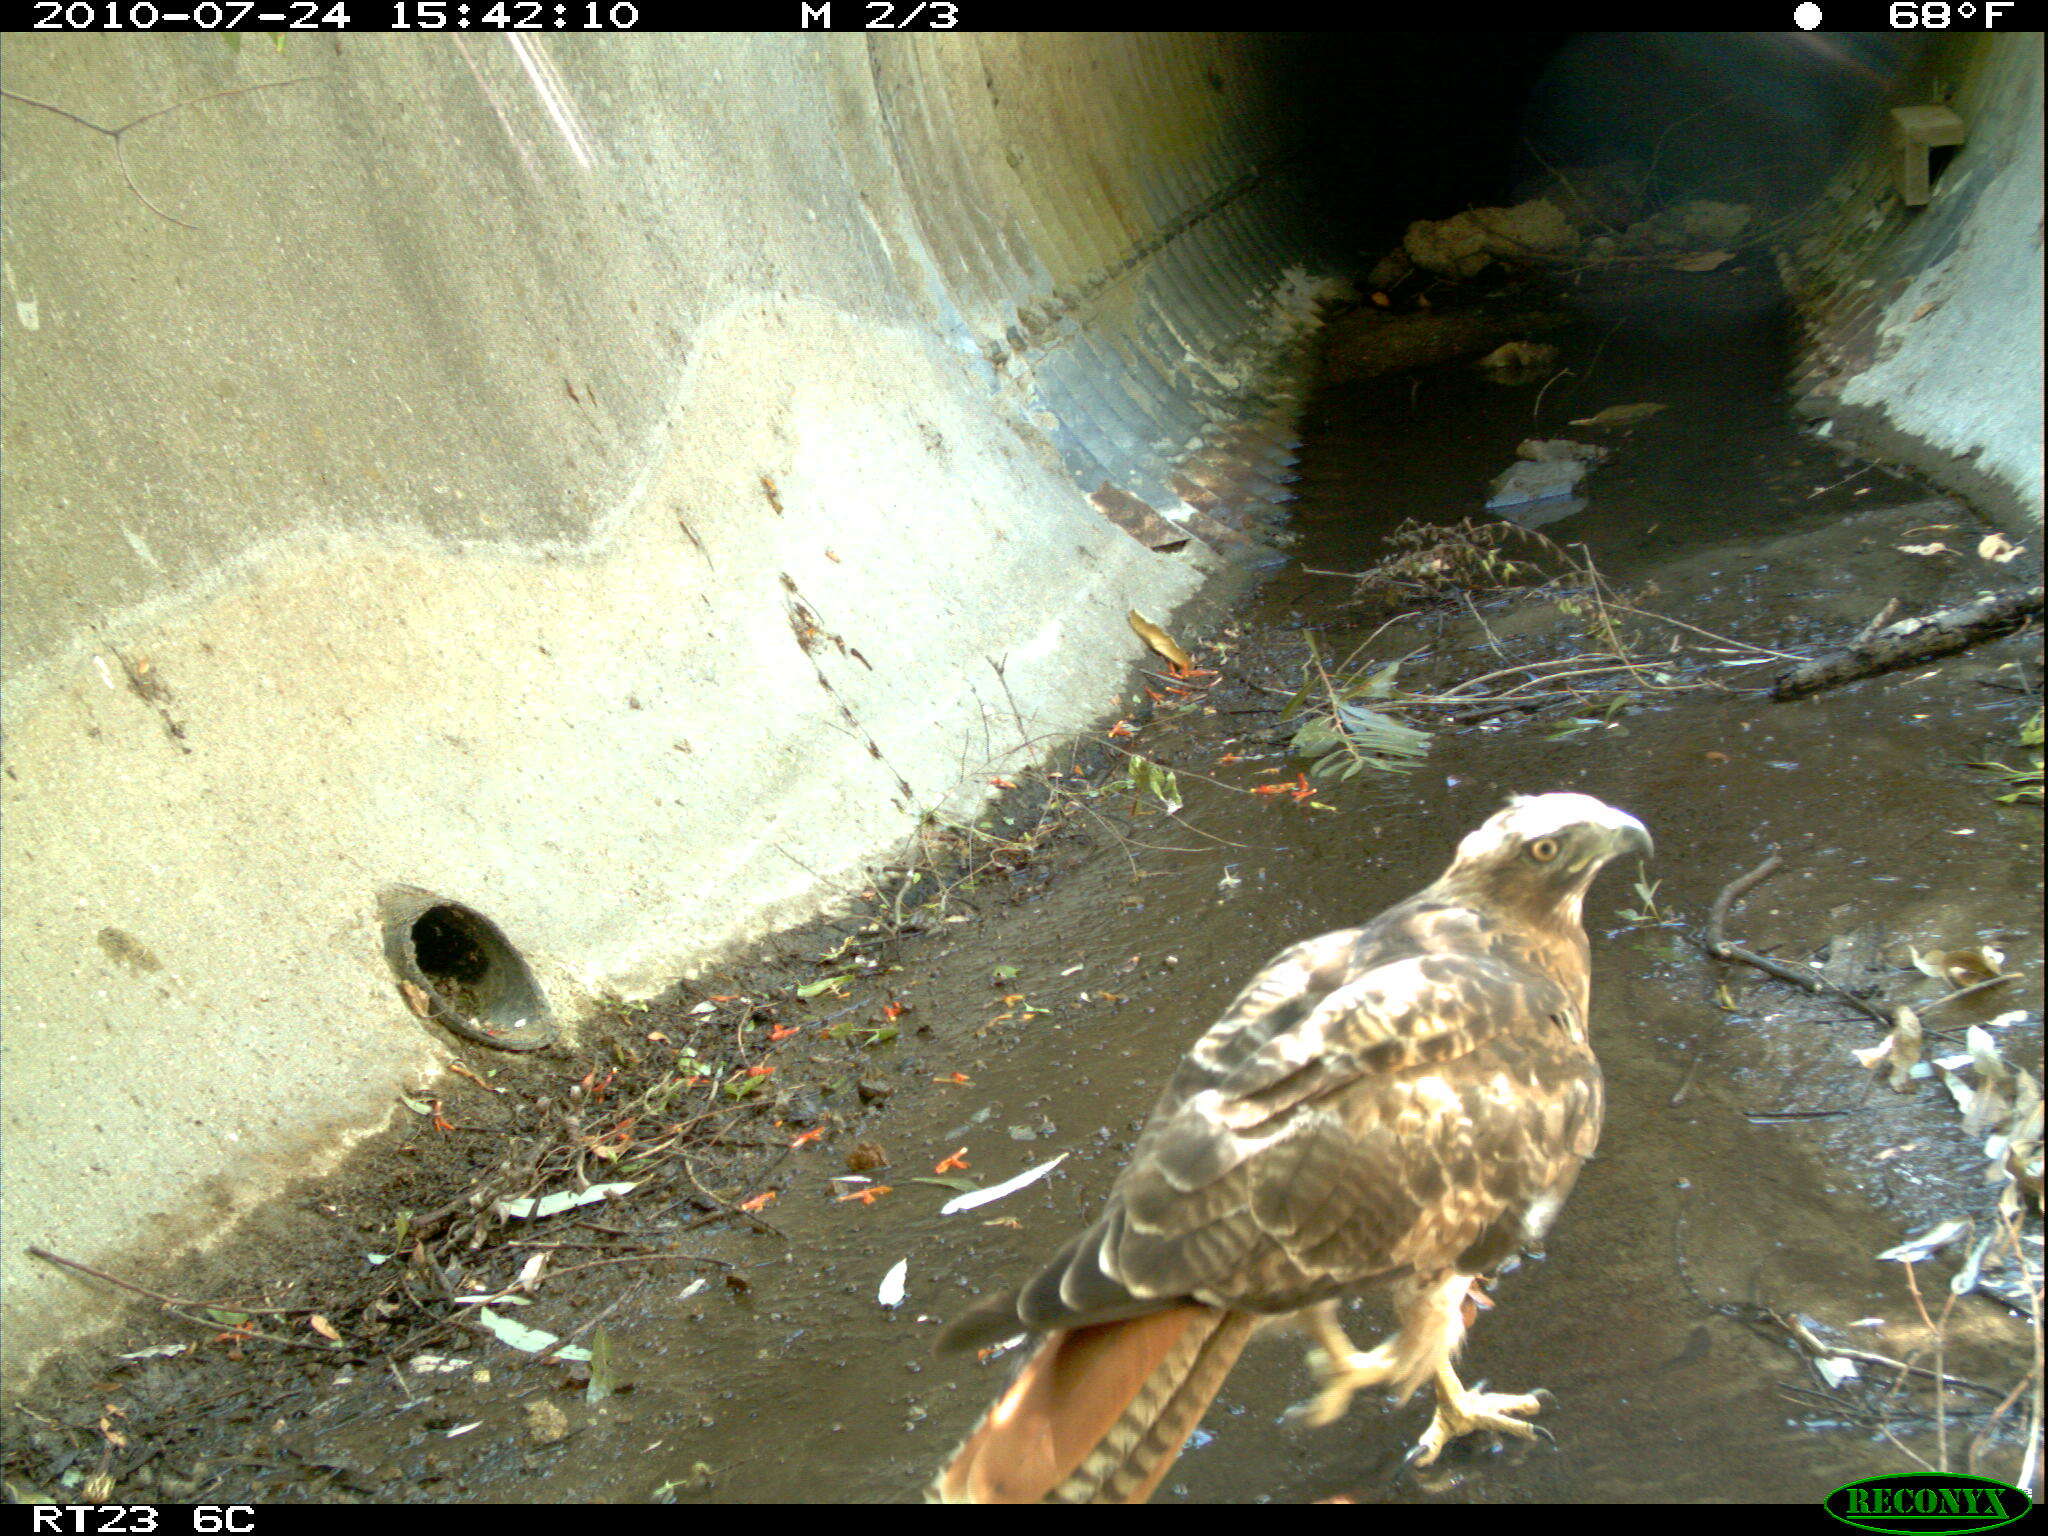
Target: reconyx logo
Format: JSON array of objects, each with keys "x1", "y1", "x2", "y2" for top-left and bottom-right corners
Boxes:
[{"x1": 1825, "y1": 1474, "x2": 2031, "y2": 1535}]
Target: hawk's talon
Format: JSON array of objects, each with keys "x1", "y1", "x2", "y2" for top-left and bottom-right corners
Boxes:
[
  {"x1": 1287, "y1": 1343, "x2": 1407, "y2": 1428},
  {"x1": 1410, "y1": 1384, "x2": 1552, "y2": 1468}
]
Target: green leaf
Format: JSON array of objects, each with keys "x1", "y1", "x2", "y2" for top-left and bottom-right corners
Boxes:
[
  {"x1": 1123, "y1": 754, "x2": 1183, "y2": 815},
  {"x1": 1345, "y1": 659, "x2": 1404, "y2": 701},
  {"x1": 586, "y1": 1328, "x2": 618, "y2": 1404}
]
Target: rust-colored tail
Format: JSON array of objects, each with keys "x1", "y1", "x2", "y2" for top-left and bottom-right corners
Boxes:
[{"x1": 928, "y1": 1304, "x2": 1255, "y2": 1503}]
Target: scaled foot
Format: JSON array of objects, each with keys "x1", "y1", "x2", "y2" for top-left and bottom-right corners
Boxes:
[
  {"x1": 1410, "y1": 1376, "x2": 1553, "y2": 1467},
  {"x1": 1286, "y1": 1341, "x2": 1410, "y2": 1428}
]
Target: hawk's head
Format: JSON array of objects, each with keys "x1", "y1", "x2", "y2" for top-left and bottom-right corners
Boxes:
[{"x1": 1440, "y1": 793, "x2": 1652, "y2": 918}]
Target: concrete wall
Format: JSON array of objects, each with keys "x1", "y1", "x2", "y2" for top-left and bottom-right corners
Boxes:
[
  {"x1": 1785, "y1": 31, "x2": 2044, "y2": 529},
  {"x1": 0, "y1": 34, "x2": 1333, "y2": 1381}
]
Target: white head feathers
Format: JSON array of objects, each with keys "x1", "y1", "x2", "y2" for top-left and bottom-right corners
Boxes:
[{"x1": 1454, "y1": 793, "x2": 1652, "y2": 864}]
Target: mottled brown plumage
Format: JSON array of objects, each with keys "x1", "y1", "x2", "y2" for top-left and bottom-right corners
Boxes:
[{"x1": 931, "y1": 793, "x2": 1650, "y2": 1503}]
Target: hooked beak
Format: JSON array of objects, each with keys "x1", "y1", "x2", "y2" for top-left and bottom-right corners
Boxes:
[{"x1": 1610, "y1": 812, "x2": 1653, "y2": 860}]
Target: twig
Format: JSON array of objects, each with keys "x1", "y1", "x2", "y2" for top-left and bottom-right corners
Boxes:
[
  {"x1": 548, "y1": 1252, "x2": 723, "y2": 1280},
  {"x1": 1918, "y1": 974, "x2": 2021, "y2": 1015},
  {"x1": 1602, "y1": 601, "x2": 1808, "y2": 661},
  {"x1": 523, "y1": 1279, "x2": 650, "y2": 1368},
  {"x1": 681, "y1": 1156, "x2": 785, "y2": 1239},
  {"x1": 1532, "y1": 365, "x2": 1574, "y2": 424},
  {"x1": 1853, "y1": 599, "x2": 1902, "y2": 645},
  {"x1": 1773, "y1": 586, "x2": 2044, "y2": 701},
  {"x1": 1903, "y1": 1259, "x2": 1957, "y2": 1469},
  {"x1": 988, "y1": 654, "x2": 1032, "y2": 749},
  {"x1": 1700, "y1": 856, "x2": 1896, "y2": 1028},
  {"x1": 27, "y1": 1246, "x2": 310, "y2": 1317},
  {"x1": 1707, "y1": 855, "x2": 1783, "y2": 943},
  {"x1": 1776, "y1": 1310, "x2": 2002, "y2": 1399}
]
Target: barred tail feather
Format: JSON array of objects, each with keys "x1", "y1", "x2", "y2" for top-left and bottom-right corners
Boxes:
[{"x1": 929, "y1": 1304, "x2": 1255, "y2": 1504}]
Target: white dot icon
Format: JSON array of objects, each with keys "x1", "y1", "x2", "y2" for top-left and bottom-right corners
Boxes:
[{"x1": 1794, "y1": 1, "x2": 1823, "y2": 26}]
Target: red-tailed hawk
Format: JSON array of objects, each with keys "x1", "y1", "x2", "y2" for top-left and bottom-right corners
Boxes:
[{"x1": 931, "y1": 792, "x2": 1651, "y2": 1503}]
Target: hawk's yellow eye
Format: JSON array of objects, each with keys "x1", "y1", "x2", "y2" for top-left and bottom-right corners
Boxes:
[{"x1": 1529, "y1": 837, "x2": 1561, "y2": 862}]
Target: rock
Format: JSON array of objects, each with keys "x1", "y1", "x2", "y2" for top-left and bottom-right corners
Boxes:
[
  {"x1": 1405, "y1": 199, "x2": 1581, "y2": 278},
  {"x1": 1674, "y1": 199, "x2": 1752, "y2": 243},
  {"x1": 775, "y1": 1087, "x2": 826, "y2": 1126},
  {"x1": 1516, "y1": 438, "x2": 1610, "y2": 463},
  {"x1": 1623, "y1": 200, "x2": 1753, "y2": 252},
  {"x1": 1486, "y1": 456, "x2": 1595, "y2": 526},
  {"x1": 524, "y1": 1399, "x2": 571, "y2": 1445},
  {"x1": 1404, "y1": 213, "x2": 1493, "y2": 279},
  {"x1": 1477, "y1": 341, "x2": 1560, "y2": 384}
]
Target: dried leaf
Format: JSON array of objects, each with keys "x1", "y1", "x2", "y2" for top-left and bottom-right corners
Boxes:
[
  {"x1": 1813, "y1": 1355, "x2": 1862, "y2": 1388},
  {"x1": 1851, "y1": 1008, "x2": 1923, "y2": 1093},
  {"x1": 1977, "y1": 532, "x2": 2022, "y2": 563},
  {"x1": 1670, "y1": 250, "x2": 1734, "y2": 272},
  {"x1": 475, "y1": 1307, "x2": 590, "y2": 1362},
  {"x1": 495, "y1": 1182, "x2": 638, "y2": 1221},
  {"x1": 1910, "y1": 945, "x2": 2006, "y2": 988},
  {"x1": 1896, "y1": 542, "x2": 1948, "y2": 556},
  {"x1": 878, "y1": 1259, "x2": 908, "y2": 1309},
  {"x1": 1569, "y1": 402, "x2": 1667, "y2": 427},
  {"x1": 308, "y1": 1314, "x2": 342, "y2": 1343},
  {"x1": 1876, "y1": 1219, "x2": 1969, "y2": 1264},
  {"x1": 1127, "y1": 610, "x2": 1192, "y2": 674},
  {"x1": 939, "y1": 1153, "x2": 1067, "y2": 1215}
]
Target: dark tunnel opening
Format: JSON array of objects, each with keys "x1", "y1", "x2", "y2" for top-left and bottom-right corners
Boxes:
[{"x1": 1285, "y1": 31, "x2": 1937, "y2": 273}]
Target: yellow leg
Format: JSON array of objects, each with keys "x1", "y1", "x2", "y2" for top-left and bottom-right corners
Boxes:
[
  {"x1": 1287, "y1": 1275, "x2": 1466, "y2": 1428},
  {"x1": 1411, "y1": 1359, "x2": 1551, "y2": 1467},
  {"x1": 1289, "y1": 1274, "x2": 1554, "y2": 1462}
]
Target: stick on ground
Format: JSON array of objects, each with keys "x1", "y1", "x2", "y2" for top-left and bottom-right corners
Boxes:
[
  {"x1": 1700, "y1": 854, "x2": 1895, "y2": 1028},
  {"x1": 1773, "y1": 585, "x2": 2043, "y2": 700}
]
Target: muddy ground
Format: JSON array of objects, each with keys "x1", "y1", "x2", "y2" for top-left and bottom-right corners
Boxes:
[{"x1": 6, "y1": 263, "x2": 2041, "y2": 1505}]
